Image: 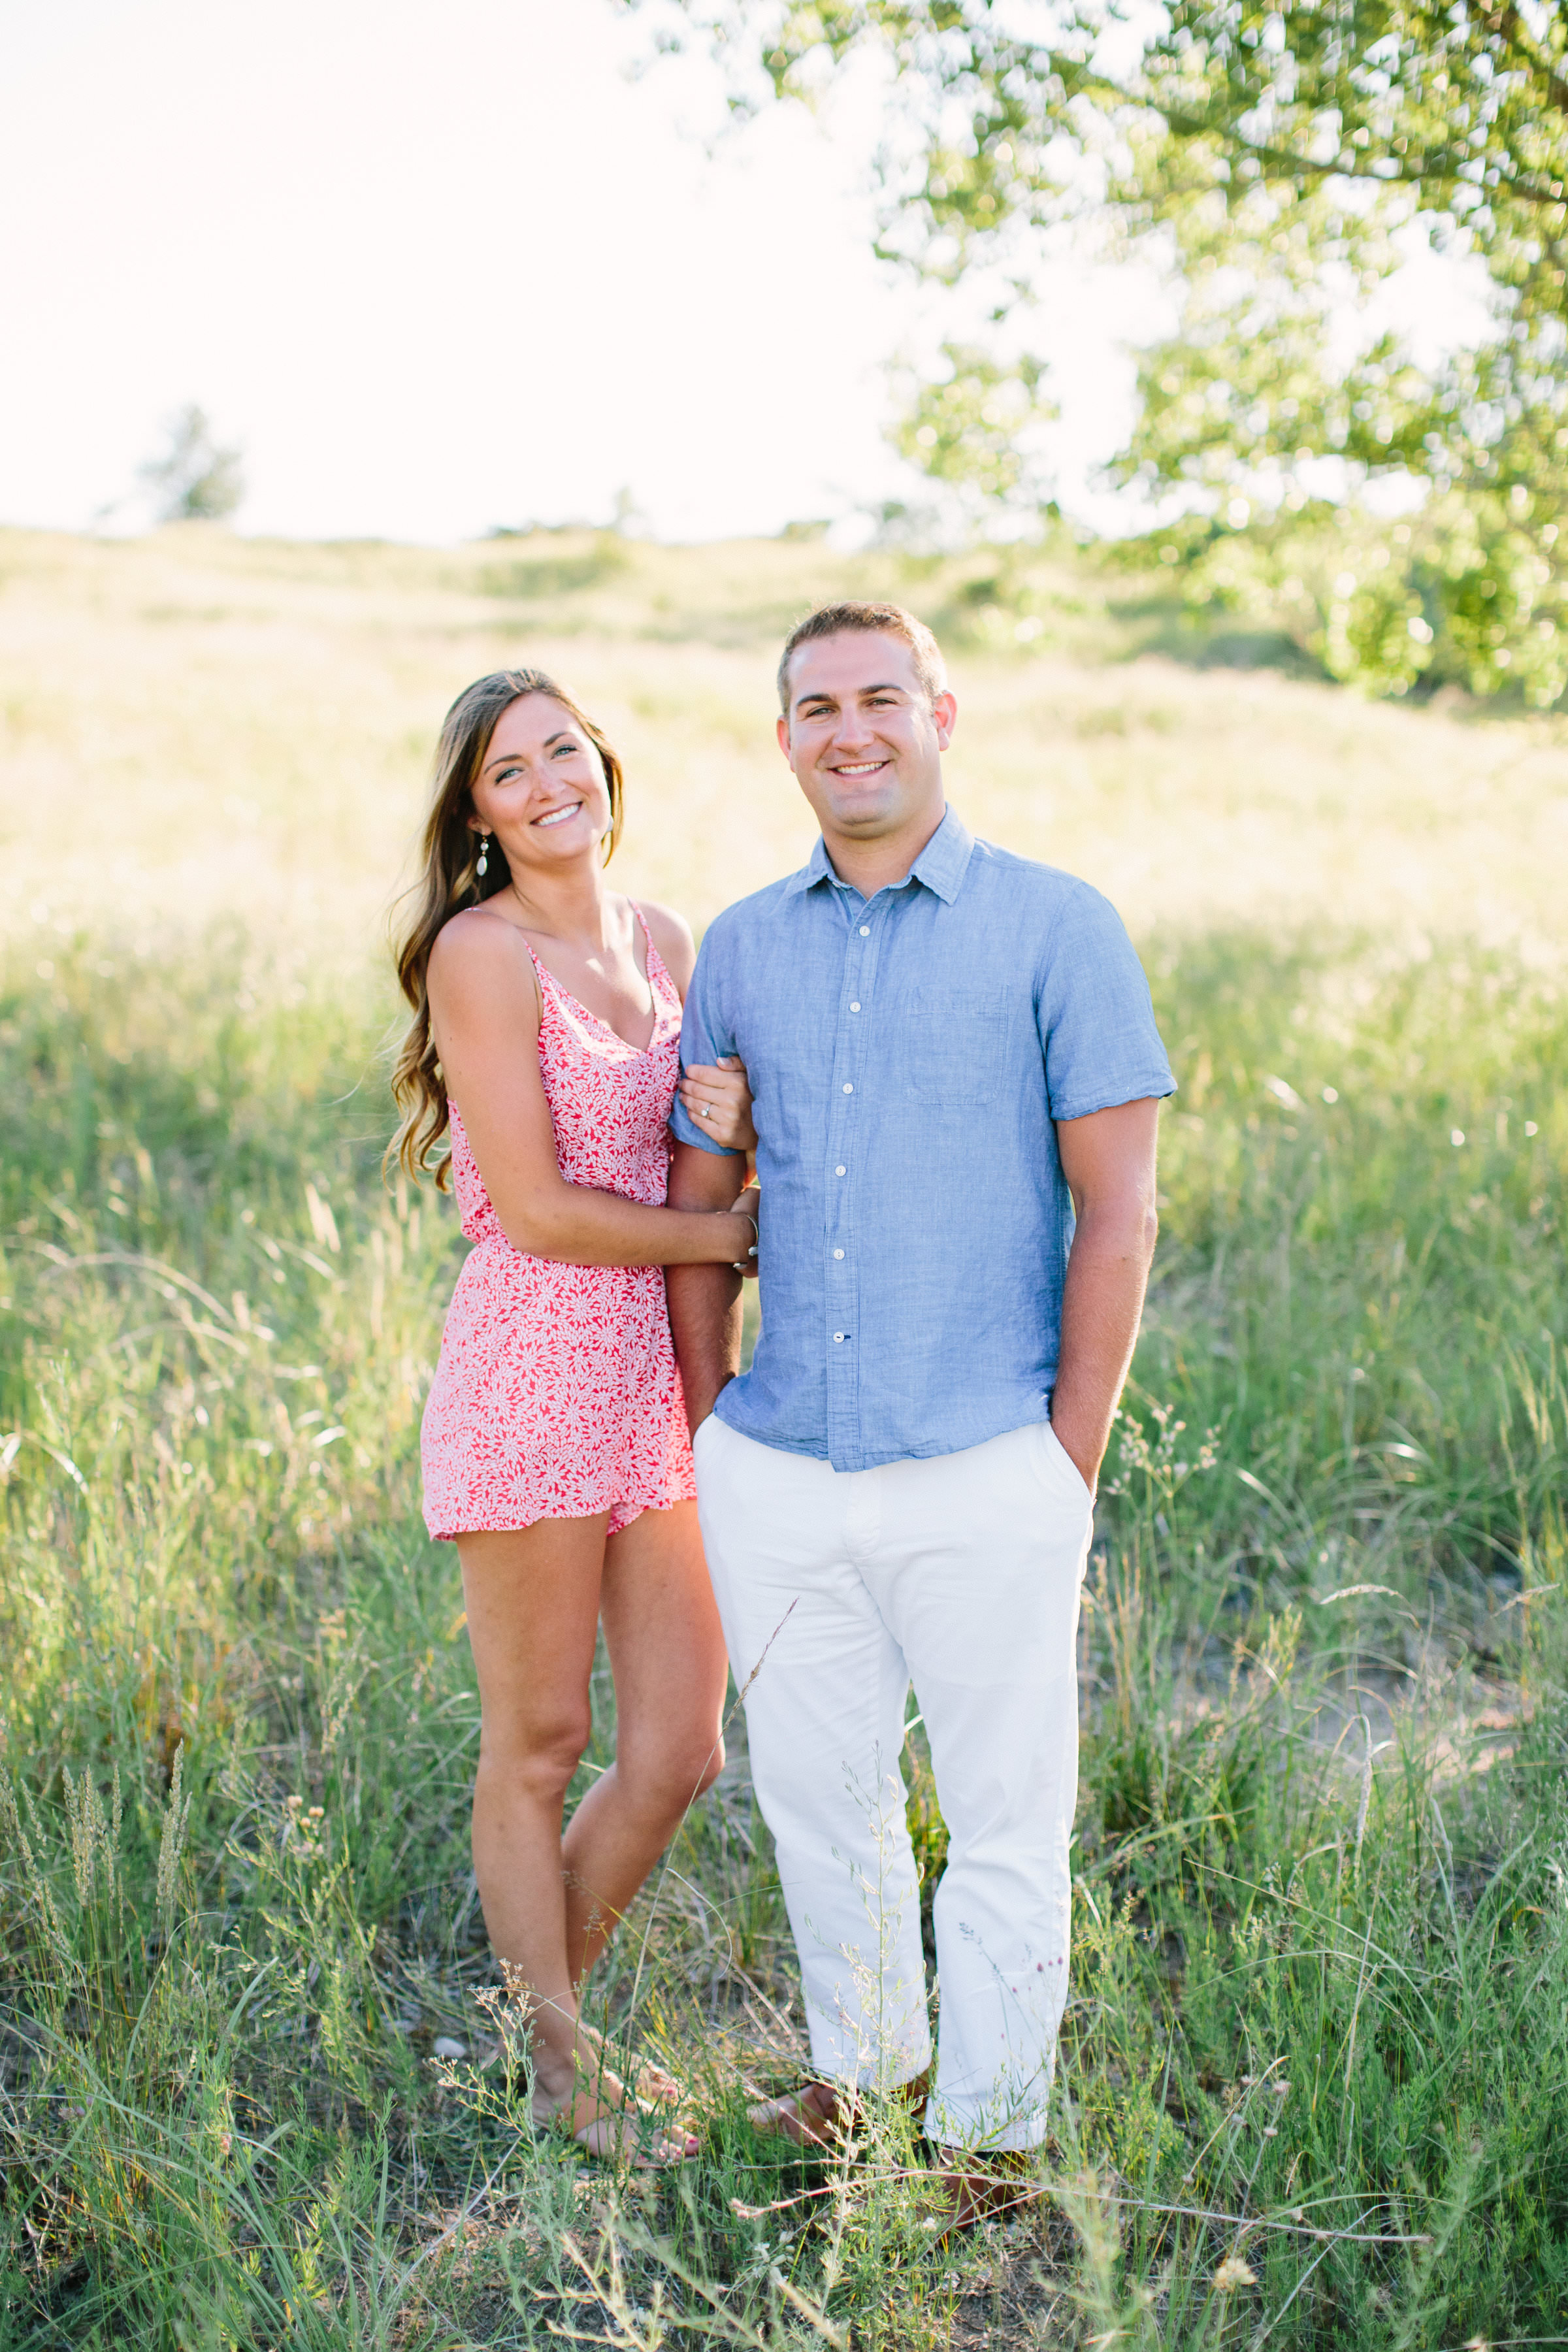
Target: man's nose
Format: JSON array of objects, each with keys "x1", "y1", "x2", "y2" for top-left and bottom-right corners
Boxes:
[{"x1": 830, "y1": 707, "x2": 875, "y2": 749}]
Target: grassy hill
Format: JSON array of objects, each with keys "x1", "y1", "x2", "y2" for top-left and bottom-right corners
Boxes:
[
  {"x1": 5, "y1": 522, "x2": 1567, "y2": 972},
  {"x1": 1, "y1": 525, "x2": 1566, "y2": 2350}
]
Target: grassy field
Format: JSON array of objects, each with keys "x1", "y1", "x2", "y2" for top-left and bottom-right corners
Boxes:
[{"x1": 2, "y1": 525, "x2": 1567, "y2": 2348}]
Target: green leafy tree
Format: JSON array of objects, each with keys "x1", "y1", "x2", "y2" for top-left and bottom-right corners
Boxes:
[
  {"x1": 140, "y1": 404, "x2": 245, "y2": 524},
  {"x1": 634, "y1": 0, "x2": 1568, "y2": 482},
  {"x1": 891, "y1": 339, "x2": 1057, "y2": 512},
  {"x1": 633, "y1": 0, "x2": 1568, "y2": 697}
]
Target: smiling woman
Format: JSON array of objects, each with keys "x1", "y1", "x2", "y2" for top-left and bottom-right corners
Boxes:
[
  {"x1": 385, "y1": 667, "x2": 759, "y2": 2168},
  {"x1": 390, "y1": 668, "x2": 625, "y2": 1173}
]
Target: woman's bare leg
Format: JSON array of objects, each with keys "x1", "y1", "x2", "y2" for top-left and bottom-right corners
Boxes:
[
  {"x1": 562, "y1": 1499, "x2": 728, "y2": 1984},
  {"x1": 457, "y1": 1515, "x2": 608, "y2": 2115},
  {"x1": 455, "y1": 1501, "x2": 726, "y2": 2150}
]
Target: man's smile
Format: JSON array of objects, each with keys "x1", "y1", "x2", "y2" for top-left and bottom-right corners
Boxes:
[{"x1": 830, "y1": 758, "x2": 891, "y2": 776}]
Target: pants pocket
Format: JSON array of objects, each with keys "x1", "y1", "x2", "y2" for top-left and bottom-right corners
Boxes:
[{"x1": 1034, "y1": 1420, "x2": 1094, "y2": 1511}]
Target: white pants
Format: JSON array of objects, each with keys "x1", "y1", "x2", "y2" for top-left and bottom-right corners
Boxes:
[{"x1": 694, "y1": 1414, "x2": 1093, "y2": 2151}]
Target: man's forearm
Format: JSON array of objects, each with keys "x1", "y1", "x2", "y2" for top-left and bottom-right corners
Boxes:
[
  {"x1": 666, "y1": 1142, "x2": 748, "y2": 1436},
  {"x1": 668, "y1": 1264, "x2": 743, "y2": 1433},
  {"x1": 1049, "y1": 1201, "x2": 1158, "y2": 1492}
]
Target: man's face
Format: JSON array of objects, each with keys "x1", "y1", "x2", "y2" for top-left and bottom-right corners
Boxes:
[{"x1": 777, "y1": 631, "x2": 956, "y2": 843}]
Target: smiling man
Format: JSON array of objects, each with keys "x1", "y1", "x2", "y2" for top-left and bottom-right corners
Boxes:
[{"x1": 666, "y1": 601, "x2": 1174, "y2": 2213}]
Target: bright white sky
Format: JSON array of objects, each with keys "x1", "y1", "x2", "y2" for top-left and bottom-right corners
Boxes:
[{"x1": 0, "y1": 0, "x2": 1492, "y2": 545}]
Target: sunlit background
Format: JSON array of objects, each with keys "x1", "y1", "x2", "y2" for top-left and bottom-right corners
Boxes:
[{"x1": 0, "y1": 0, "x2": 1488, "y2": 545}]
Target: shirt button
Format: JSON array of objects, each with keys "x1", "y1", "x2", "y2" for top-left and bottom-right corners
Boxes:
[
  {"x1": 835, "y1": 1164, "x2": 846, "y2": 1176},
  {"x1": 849, "y1": 1001, "x2": 861, "y2": 1012},
  {"x1": 858, "y1": 924, "x2": 870, "y2": 936},
  {"x1": 833, "y1": 1332, "x2": 845, "y2": 1343},
  {"x1": 833, "y1": 1247, "x2": 845, "y2": 1260},
  {"x1": 842, "y1": 1082, "x2": 853, "y2": 1094}
]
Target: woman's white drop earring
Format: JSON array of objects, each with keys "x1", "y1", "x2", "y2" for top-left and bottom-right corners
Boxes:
[{"x1": 476, "y1": 833, "x2": 490, "y2": 879}]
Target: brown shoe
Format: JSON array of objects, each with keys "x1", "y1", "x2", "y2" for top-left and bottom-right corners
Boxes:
[
  {"x1": 929, "y1": 2149, "x2": 1043, "y2": 2238},
  {"x1": 747, "y1": 2070, "x2": 930, "y2": 2150},
  {"x1": 745, "y1": 2078, "x2": 847, "y2": 2148}
]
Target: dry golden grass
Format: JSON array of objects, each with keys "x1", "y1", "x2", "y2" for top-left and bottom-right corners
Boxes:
[{"x1": 5, "y1": 521, "x2": 1566, "y2": 975}]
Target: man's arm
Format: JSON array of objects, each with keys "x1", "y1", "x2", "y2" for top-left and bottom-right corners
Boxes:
[
  {"x1": 1051, "y1": 1098, "x2": 1162, "y2": 1494},
  {"x1": 667, "y1": 1140, "x2": 749, "y2": 1436}
]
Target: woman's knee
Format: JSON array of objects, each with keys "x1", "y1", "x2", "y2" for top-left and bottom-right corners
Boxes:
[
  {"x1": 621, "y1": 1724, "x2": 726, "y2": 1815},
  {"x1": 478, "y1": 1710, "x2": 593, "y2": 1804}
]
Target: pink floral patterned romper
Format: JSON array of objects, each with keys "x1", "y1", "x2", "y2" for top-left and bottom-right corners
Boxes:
[{"x1": 420, "y1": 908, "x2": 698, "y2": 1541}]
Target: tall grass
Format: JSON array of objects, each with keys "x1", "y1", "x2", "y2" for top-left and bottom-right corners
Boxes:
[{"x1": 2, "y1": 924, "x2": 1564, "y2": 2348}]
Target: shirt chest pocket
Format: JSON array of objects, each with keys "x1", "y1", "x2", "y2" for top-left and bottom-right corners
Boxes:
[{"x1": 894, "y1": 987, "x2": 1012, "y2": 1107}]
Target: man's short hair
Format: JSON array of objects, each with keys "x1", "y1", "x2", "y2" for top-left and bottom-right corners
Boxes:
[{"x1": 777, "y1": 601, "x2": 947, "y2": 717}]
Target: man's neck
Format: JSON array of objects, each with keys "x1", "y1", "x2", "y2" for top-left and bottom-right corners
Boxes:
[{"x1": 819, "y1": 805, "x2": 947, "y2": 898}]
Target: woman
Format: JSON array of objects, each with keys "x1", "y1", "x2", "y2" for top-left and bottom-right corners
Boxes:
[{"x1": 390, "y1": 668, "x2": 757, "y2": 2165}]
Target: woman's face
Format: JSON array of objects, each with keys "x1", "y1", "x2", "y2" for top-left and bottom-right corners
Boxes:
[{"x1": 467, "y1": 694, "x2": 612, "y2": 876}]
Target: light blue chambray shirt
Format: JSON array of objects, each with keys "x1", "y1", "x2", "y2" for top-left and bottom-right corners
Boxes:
[{"x1": 670, "y1": 809, "x2": 1175, "y2": 1473}]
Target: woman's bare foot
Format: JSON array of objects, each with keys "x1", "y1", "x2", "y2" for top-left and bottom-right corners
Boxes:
[
  {"x1": 532, "y1": 2066, "x2": 699, "y2": 2167},
  {"x1": 576, "y1": 2020, "x2": 683, "y2": 2106}
]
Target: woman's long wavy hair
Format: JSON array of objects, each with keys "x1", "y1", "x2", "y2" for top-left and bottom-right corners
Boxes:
[{"x1": 388, "y1": 669, "x2": 625, "y2": 1186}]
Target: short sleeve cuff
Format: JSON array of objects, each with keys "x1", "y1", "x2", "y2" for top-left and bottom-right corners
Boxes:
[{"x1": 1049, "y1": 1073, "x2": 1177, "y2": 1123}]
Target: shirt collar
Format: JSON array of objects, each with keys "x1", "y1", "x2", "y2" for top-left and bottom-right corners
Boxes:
[{"x1": 783, "y1": 806, "x2": 974, "y2": 905}]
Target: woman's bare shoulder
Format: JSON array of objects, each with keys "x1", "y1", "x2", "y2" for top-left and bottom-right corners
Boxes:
[
  {"x1": 428, "y1": 907, "x2": 539, "y2": 1011},
  {"x1": 637, "y1": 899, "x2": 696, "y2": 994}
]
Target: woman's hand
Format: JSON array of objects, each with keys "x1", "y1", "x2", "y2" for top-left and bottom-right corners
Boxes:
[{"x1": 679, "y1": 1054, "x2": 757, "y2": 1152}]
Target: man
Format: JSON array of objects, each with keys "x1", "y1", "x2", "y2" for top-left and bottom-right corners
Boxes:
[{"x1": 666, "y1": 601, "x2": 1173, "y2": 2200}]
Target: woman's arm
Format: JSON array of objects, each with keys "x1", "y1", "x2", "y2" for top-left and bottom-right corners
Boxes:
[{"x1": 427, "y1": 912, "x2": 755, "y2": 1267}]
